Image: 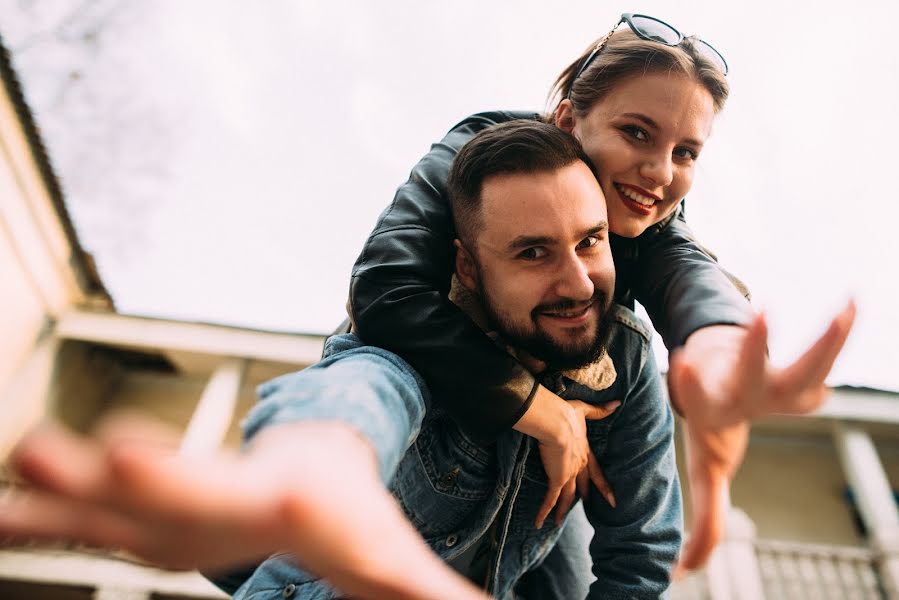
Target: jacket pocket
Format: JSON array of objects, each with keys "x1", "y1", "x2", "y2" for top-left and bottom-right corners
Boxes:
[{"x1": 391, "y1": 414, "x2": 497, "y2": 539}]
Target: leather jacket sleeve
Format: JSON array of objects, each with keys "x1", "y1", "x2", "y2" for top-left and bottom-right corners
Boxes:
[
  {"x1": 611, "y1": 205, "x2": 754, "y2": 350},
  {"x1": 350, "y1": 111, "x2": 540, "y2": 437},
  {"x1": 350, "y1": 111, "x2": 753, "y2": 437}
]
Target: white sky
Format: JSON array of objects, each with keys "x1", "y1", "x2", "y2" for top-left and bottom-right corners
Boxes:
[{"x1": 5, "y1": 1, "x2": 898, "y2": 392}]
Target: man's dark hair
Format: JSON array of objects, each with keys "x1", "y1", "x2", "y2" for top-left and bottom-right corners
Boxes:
[{"x1": 447, "y1": 120, "x2": 599, "y2": 247}]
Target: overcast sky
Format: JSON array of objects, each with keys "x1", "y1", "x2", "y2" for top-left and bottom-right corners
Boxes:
[{"x1": 3, "y1": 0, "x2": 898, "y2": 392}]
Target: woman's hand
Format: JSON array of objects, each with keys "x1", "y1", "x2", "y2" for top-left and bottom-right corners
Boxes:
[
  {"x1": 668, "y1": 300, "x2": 856, "y2": 573},
  {"x1": 514, "y1": 387, "x2": 619, "y2": 528},
  {"x1": 669, "y1": 300, "x2": 856, "y2": 428}
]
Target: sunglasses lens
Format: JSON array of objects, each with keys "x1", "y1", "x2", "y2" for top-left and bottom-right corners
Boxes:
[
  {"x1": 696, "y1": 40, "x2": 729, "y2": 75},
  {"x1": 630, "y1": 15, "x2": 680, "y2": 45}
]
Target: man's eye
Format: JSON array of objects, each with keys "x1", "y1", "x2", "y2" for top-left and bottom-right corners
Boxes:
[
  {"x1": 520, "y1": 247, "x2": 547, "y2": 260},
  {"x1": 577, "y1": 236, "x2": 600, "y2": 250}
]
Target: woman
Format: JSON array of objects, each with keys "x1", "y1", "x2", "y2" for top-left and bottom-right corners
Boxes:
[{"x1": 348, "y1": 13, "x2": 854, "y2": 573}]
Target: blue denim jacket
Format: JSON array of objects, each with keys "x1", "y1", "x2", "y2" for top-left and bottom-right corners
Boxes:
[{"x1": 224, "y1": 305, "x2": 681, "y2": 599}]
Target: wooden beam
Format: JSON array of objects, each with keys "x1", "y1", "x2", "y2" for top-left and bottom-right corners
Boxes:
[
  {"x1": 811, "y1": 387, "x2": 899, "y2": 425},
  {"x1": 833, "y1": 424, "x2": 899, "y2": 596},
  {"x1": 56, "y1": 309, "x2": 324, "y2": 367},
  {"x1": 180, "y1": 358, "x2": 246, "y2": 455},
  {"x1": 0, "y1": 548, "x2": 225, "y2": 598}
]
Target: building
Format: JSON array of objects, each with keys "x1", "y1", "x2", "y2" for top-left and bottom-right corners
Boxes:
[{"x1": 0, "y1": 36, "x2": 897, "y2": 600}]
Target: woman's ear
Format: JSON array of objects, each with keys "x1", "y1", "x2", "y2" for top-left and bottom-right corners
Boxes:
[
  {"x1": 454, "y1": 239, "x2": 478, "y2": 292},
  {"x1": 554, "y1": 99, "x2": 576, "y2": 133}
]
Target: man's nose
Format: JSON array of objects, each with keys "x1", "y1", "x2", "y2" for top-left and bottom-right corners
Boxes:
[
  {"x1": 554, "y1": 253, "x2": 594, "y2": 301},
  {"x1": 639, "y1": 151, "x2": 674, "y2": 188}
]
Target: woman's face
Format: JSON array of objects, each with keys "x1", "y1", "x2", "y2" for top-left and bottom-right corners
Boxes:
[{"x1": 557, "y1": 72, "x2": 716, "y2": 238}]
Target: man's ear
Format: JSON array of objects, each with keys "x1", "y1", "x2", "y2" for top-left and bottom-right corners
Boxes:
[
  {"x1": 454, "y1": 239, "x2": 478, "y2": 292},
  {"x1": 554, "y1": 99, "x2": 576, "y2": 134}
]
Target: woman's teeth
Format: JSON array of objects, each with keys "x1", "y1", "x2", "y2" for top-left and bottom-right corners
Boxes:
[{"x1": 617, "y1": 184, "x2": 656, "y2": 207}]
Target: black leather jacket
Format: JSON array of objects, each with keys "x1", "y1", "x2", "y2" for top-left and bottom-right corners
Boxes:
[{"x1": 349, "y1": 110, "x2": 752, "y2": 437}]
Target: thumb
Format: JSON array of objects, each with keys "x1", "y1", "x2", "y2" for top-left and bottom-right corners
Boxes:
[
  {"x1": 666, "y1": 349, "x2": 694, "y2": 418},
  {"x1": 572, "y1": 399, "x2": 621, "y2": 421}
]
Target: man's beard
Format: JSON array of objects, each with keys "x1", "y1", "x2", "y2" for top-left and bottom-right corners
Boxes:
[{"x1": 481, "y1": 288, "x2": 615, "y2": 372}]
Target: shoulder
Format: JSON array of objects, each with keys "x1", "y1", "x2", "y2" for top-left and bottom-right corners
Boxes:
[
  {"x1": 447, "y1": 110, "x2": 543, "y2": 134},
  {"x1": 608, "y1": 304, "x2": 652, "y2": 345},
  {"x1": 605, "y1": 304, "x2": 654, "y2": 377}
]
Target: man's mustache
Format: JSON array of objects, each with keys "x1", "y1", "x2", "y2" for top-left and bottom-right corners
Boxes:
[{"x1": 532, "y1": 291, "x2": 607, "y2": 315}]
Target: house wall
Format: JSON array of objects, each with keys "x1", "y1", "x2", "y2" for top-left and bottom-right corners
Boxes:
[
  {"x1": 0, "y1": 78, "x2": 87, "y2": 408},
  {"x1": 0, "y1": 217, "x2": 47, "y2": 392},
  {"x1": 678, "y1": 424, "x2": 899, "y2": 547}
]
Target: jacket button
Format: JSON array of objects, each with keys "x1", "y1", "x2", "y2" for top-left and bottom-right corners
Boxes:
[
  {"x1": 446, "y1": 534, "x2": 459, "y2": 547},
  {"x1": 438, "y1": 467, "x2": 460, "y2": 491},
  {"x1": 282, "y1": 583, "x2": 297, "y2": 598}
]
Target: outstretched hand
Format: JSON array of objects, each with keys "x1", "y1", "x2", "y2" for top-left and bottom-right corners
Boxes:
[
  {"x1": 0, "y1": 418, "x2": 490, "y2": 600},
  {"x1": 668, "y1": 300, "x2": 856, "y2": 574}
]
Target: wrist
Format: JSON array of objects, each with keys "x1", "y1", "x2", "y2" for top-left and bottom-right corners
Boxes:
[{"x1": 512, "y1": 385, "x2": 572, "y2": 445}]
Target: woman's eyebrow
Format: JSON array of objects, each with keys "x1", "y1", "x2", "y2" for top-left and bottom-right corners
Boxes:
[{"x1": 621, "y1": 112, "x2": 659, "y2": 129}]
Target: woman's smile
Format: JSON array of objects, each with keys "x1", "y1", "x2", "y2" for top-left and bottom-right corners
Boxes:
[{"x1": 613, "y1": 182, "x2": 661, "y2": 216}]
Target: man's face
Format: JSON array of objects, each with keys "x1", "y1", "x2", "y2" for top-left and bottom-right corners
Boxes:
[{"x1": 456, "y1": 161, "x2": 616, "y2": 371}]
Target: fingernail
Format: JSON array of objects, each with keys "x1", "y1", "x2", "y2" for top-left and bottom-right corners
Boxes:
[
  {"x1": 609, "y1": 400, "x2": 621, "y2": 410},
  {"x1": 605, "y1": 491, "x2": 617, "y2": 508},
  {"x1": 535, "y1": 519, "x2": 544, "y2": 529}
]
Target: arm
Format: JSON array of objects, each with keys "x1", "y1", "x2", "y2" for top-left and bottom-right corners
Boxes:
[
  {"x1": 583, "y1": 343, "x2": 681, "y2": 599},
  {"x1": 624, "y1": 204, "x2": 856, "y2": 572},
  {"x1": 349, "y1": 110, "x2": 542, "y2": 437},
  {"x1": 622, "y1": 203, "x2": 753, "y2": 350},
  {"x1": 0, "y1": 345, "x2": 492, "y2": 600}
]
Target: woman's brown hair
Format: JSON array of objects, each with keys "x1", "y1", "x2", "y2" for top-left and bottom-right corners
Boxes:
[{"x1": 546, "y1": 28, "x2": 729, "y2": 120}]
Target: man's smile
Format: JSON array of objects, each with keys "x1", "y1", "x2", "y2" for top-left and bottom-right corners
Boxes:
[{"x1": 538, "y1": 301, "x2": 596, "y2": 326}]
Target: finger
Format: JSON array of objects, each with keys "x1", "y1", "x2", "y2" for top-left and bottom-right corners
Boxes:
[
  {"x1": 571, "y1": 399, "x2": 622, "y2": 421},
  {"x1": 576, "y1": 465, "x2": 589, "y2": 499},
  {"x1": 587, "y1": 452, "x2": 616, "y2": 508},
  {"x1": 555, "y1": 477, "x2": 577, "y2": 526},
  {"x1": 772, "y1": 300, "x2": 857, "y2": 413},
  {"x1": 11, "y1": 423, "x2": 110, "y2": 501},
  {"x1": 729, "y1": 313, "x2": 768, "y2": 413},
  {"x1": 535, "y1": 484, "x2": 562, "y2": 529},
  {"x1": 674, "y1": 472, "x2": 728, "y2": 575},
  {"x1": 93, "y1": 410, "x2": 183, "y2": 450},
  {"x1": 0, "y1": 489, "x2": 142, "y2": 551},
  {"x1": 105, "y1": 444, "x2": 276, "y2": 521},
  {"x1": 667, "y1": 350, "x2": 713, "y2": 423}
]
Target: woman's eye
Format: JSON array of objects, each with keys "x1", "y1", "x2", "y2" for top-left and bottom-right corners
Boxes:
[
  {"x1": 622, "y1": 125, "x2": 648, "y2": 142},
  {"x1": 577, "y1": 236, "x2": 600, "y2": 250},
  {"x1": 674, "y1": 146, "x2": 699, "y2": 161},
  {"x1": 520, "y1": 247, "x2": 548, "y2": 260}
]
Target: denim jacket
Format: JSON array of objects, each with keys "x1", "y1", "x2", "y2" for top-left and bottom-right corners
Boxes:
[{"x1": 225, "y1": 305, "x2": 680, "y2": 600}]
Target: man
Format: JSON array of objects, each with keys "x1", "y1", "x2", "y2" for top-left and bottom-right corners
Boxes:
[
  {"x1": 0, "y1": 121, "x2": 679, "y2": 598},
  {"x1": 227, "y1": 120, "x2": 679, "y2": 598}
]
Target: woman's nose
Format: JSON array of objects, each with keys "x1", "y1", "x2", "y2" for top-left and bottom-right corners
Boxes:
[{"x1": 639, "y1": 153, "x2": 673, "y2": 188}]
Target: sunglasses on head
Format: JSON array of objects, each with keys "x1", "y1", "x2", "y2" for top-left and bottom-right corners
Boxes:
[{"x1": 569, "y1": 13, "x2": 728, "y2": 98}]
